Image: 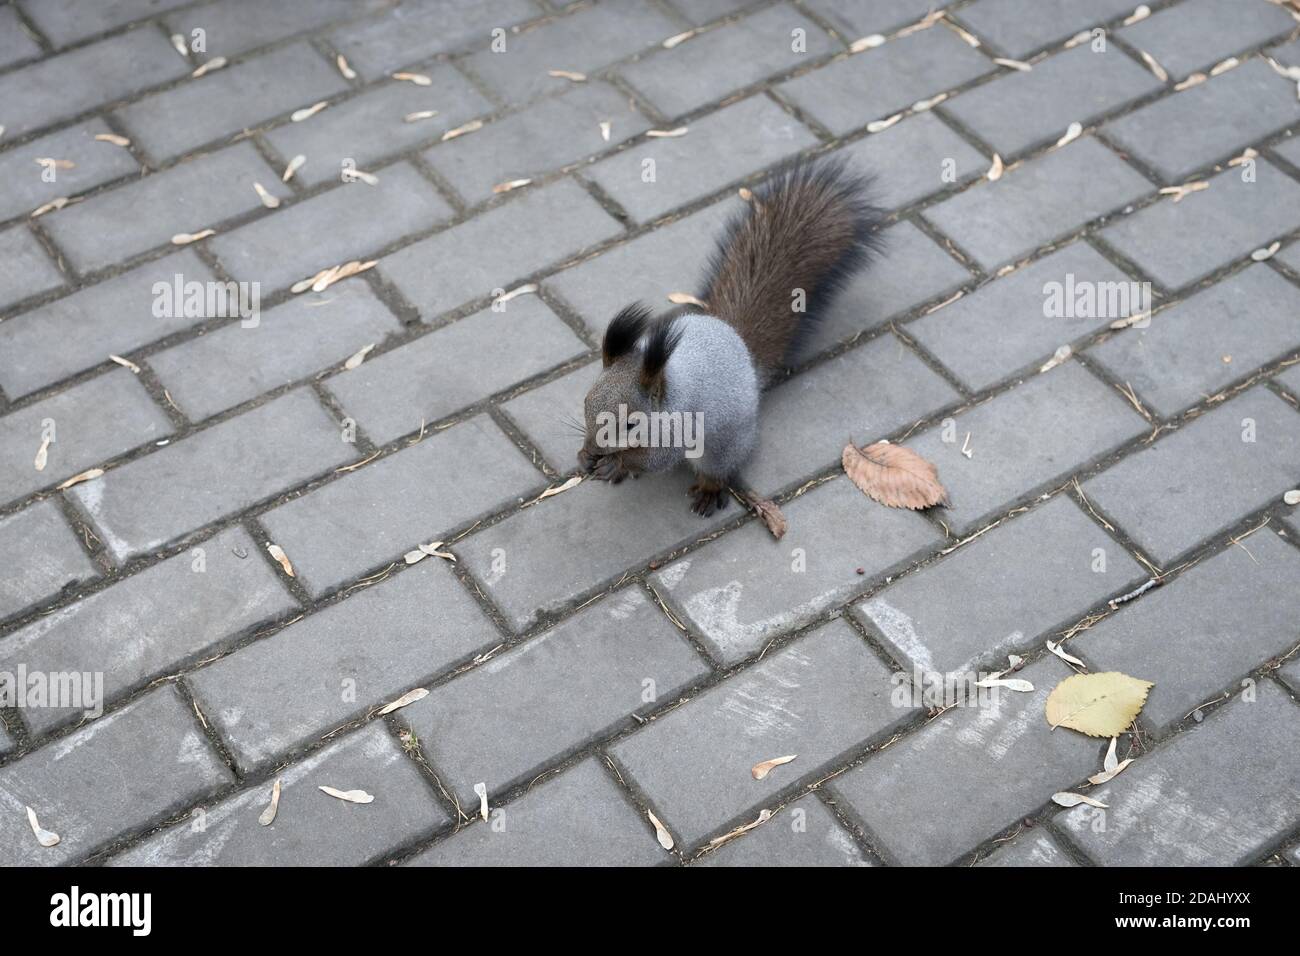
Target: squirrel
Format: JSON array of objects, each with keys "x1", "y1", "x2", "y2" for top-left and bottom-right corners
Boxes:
[{"x1": 577, "y1": 157, "x2": 885, "y2": 516}]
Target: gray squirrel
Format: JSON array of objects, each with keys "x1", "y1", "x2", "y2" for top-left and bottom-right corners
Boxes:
[{"x1": 577, "y1": 157, "x2": 885, "y2": 515}]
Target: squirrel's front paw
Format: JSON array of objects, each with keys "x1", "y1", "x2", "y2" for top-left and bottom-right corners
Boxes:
[
  {"x1": 591, "y1": 454, "x2": 632, "y2": 484},
  {"x1": 688, "y1": 482, "x2": 729, "y2": 517}
]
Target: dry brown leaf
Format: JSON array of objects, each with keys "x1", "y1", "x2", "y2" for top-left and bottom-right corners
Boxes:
[
  {"x1": 31, "y1": 197, "x2": 73, "y2": 218},
  {"x1": 1045, "y1": 639, "x2": 1085, "y2": 667},
  {"x1": 1040, "y1": 344, "x2": 1072, "y2": 373},
  {"x1": 1138, "y1": 49, "x2": 1168, "y2": 82},
  {"x1": 741, "y1": 490, "x2": 787, "y2": 540},
  {"x1": 1174, "y1": 72, "x2": 1207, "y2": 90},
  {"x1": 849, "y1": 34, "x2": 887, "y2": 52},
  {"x1": 493, "y1": 283, "x2": 537, "y2": 305},
  {"x1": 392, "y1": 71, "x2": 432, "y2": 85},
  {"x1": 867, "y1": 112, "x2": 903, "y2": 133},
  {"x1": 266, "y1": 543, "x2": 295, "y2": 577},
  {"x1": 492, "y1": 178, "x2": 532, "y2": 194},
  {"x1": 343, "y1": 343, "x2": 375, "y2": 370},
  {"x1": 1210, "y1": 56, "x2": 1238, "y2": 76},
  {"x1": 1159, "y1": 181, "x2": 1208, "y2": 202},
  {"x1": 26, "y1": 807, "x2": 60, "y2": 847},
  {"x1": 171, "y1": 229, "x2": 215, "y2": 245},
  {"x1": 441, "y1": 119, "x2": 483, "y2": 141},
  {"x1": 94, "y1": 132, "x2": 131, "y2": 147},
  {"x1": 974, "y1": 676, "x2": 1034, "y2": 692},
  {"x1": 34, "y1": 436, "x2": 50, "y2": 472},
  {"x1": 895, "y1": 9, "x2": 944, "y2": 38},
  {"x1": 319, "y1": 786, "x2": 373, "y2": 804},
  {"x1": 647, "y1": 809, "x2": 674, "y2": 849},
  {"x1": 667, "y1": 292, "x2": 707, "y2": 308},
  {"x1": 663, "y1": 29, "x2": 697, "y2": 48},
  {"x1": 912, "y1": 92, "x2": 948, "y2": 111},
  {"x1": 945, "y1": 20, "x2": 981, "y2": 47},
  {"x1": 1123, "y1": 4, "x2": 1151, "y2": 25},
  {"x1": 707, "y1": 808, "x2": 772, "y2": 847},
  {"x1": 842, "y1": 441, "x2": 950, "y2": 510},
  {"x1": 1055, "y1": 121, "x2": 1083, "y2": 148},
  {"x1": 1064, "y1": 29, "x2": 1093, "y2": 49},
  {"x1": 750, "y1": 754, "x2": 797, "y2": 780},
  {"x1": 1228, "y1": 147, "x2": 1258, "y2": 167},
  {"x1": 1267, "y1": 57, "x2": 1300, "y2": 81},
  {"x1": 646, "y1": 127, "x2": 688, "y2": 138},
  {"x1": 253, "y1": 181, "x2": 280, "y2": 209},
  {"x1": 1088, "y1": 757, "x2": 1135, "y2": 785},
  {"x1": 1251, "y1": 242, "x2": 1280, "y2": 262},
  {"x1": 282, "y1": 154, "x2": 306, "y2": 181},
  {"x1": 109, "y1": 353, "x2": 141, "y2": 374},
  {"x1": 57, "y1": 468, "x2": 103, "y2": 489},
  {"x1": 378, "y1": 688, "x2": 429, "y2": 715},
  {"x1": 547, "y1": 69, "x2": 586, "y2": 82},
  {"x1": 986, "y1": 153, "x2": 1004, "y2": 181},
  {"x1": 403, "y1": 109, "x2": 439, "y2": 123},
  {"x1": 258, "y1": 779, "x2": 282, "y2": 826},
  {"x1": 291, "y1": 101, "x2": 329, "y2": 122},
  {"x1": 191, "y1": 56, "x2": 227, "y2": 78},
  {"x1": 473, "y1": 782, "x2": 489, "y2": 821},
  {"x1": 993, "y1": 57, "x2": 1032, "y2": 71},
  {"x1": 533, "y1": 475, "x2": 583, "y2": 503},
  {"x1": 1052, "y1": 791, "x2": 1107, "y2": 809},
  {"x1": 336, "y1": 53, "x2": 356, "y2": 79}
]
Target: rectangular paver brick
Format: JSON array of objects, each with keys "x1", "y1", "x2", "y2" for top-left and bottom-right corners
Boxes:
[
  {"x1": 149, "y1": 280, "x2": 403, "y2": 421},
  {"x1": 1117, "y1": 0, "x2": 1296, "y2": 81},
  {"x1": 618, "y1": 4, "x2": 838, "y2": 118},
  {"x1": 611, "y1": 618, "x2": 916, "y2": 849},
  {"x1": 0, "y1": 118, "x2": 140, "y2": 223},
  {"x1": 209, "y1": 162, "x2": 452, "y2": 291},
  {"x1": 904, "y1": 361, "x2": 1148, "y2": 534},
  {"x1": 953, "y1": 0, "x2": 1137, "y2": 59},
  {"x1": 381, "y1": 179, "x2": 622, "y2": 319},
  {"x1": 696, "y1": 794, "x2": 873, "y2": 866},
  {"x1": 259, "y1": 415, "x2": 541, "y2": 597},
  {"x1": 41, "y1": 142, "x2": 289, "y2": 274},
  {"x1": 652, "y1": 477, "x2": 940, "y2": 664},
  {"x1": 0, "y1": 500, "x2": 98, "y2": 622},
  {"x1": 0, "y1": 369, "x2": 173, "y2": 507},
  {"x1": 0, "y1": 525, "x2": 296, "y2": 734},
  {"x1": 0, "y1": 249, "x2": 214, "y2": 400},
  {"x1": 855, "y1": 495, "x2": 1145, "y2": 676},
  {"x1": 0, "y1": 6, "x2": 41, "y2": 69},
  {"x1": 922, "y1": 137, "x2": 1152, "y2": 273},
  {"x1": 189, "y1": 558, "x2": 497, "y2": 771},
  {"x1": 0, "y1": 226, "x2": 64, "y2": 312},
  {"x1": 804, "y1": 0, "x2": 951, "y2": 38},
  {"x1": 977, "y1": 829, "x2": 1076, "y2": 867},
  {"x1": 1083, "y1": 386, "x2": 1300, "y2": 564},
  {"x1": 582, "y1": 95, "x2": 819, "y2": 223},
  {"x1": 499, "y1": 361, "x2": 599, "y2": 471},
  {"x1": 110, "y1": 724, "x2": 447, "y2": 866},
  {"x1": 1056, "y1": 682, "x2": 1299, "y2": 865},
  {"x1": 21, "y1": 0, "x2": 192, "y2": 46},
  {"x1": 0, "y1": 687, "x2": 232, "y2": 865},
  {"x1": 399, "y1": 586, "x2": 709, "y2": 803},
  {"x1": 68, "y1": 389, "x2": 353, "y2": 562},
  {"x1": 325, "y1": 297, "x2": 585, "y2": 445},
  {"x1": 828, "y1": 657, "x2": 1099, "y2": 865},
  {"x1": 166, "y1": 0, "x2": 388, "y2": 62}
]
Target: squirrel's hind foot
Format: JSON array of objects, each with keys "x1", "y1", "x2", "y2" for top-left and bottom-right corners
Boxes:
[{"x1": 688, "y1": 480, "x2": 729, "y2": 517}]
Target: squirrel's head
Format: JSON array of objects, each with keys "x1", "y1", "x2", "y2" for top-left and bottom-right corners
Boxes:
[{"x1": 577, "y1": 303, "x2": 683, "y2": 480}]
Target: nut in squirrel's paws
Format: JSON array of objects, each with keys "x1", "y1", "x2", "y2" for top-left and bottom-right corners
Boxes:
[{"x1": 688, "y1": 482, "x2": 728, "y2": 517}]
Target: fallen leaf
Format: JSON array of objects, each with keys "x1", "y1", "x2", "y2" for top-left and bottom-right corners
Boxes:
[
  {"x1": 191, "y1": 56, "x2": 227, "y2": 78},
  {"x1": 1055, "y1": 121, "x2": 1083, "y2": 148},
  {"x1": 1267, "y1": 57, "x2": 1300, "y2": 81},
  {"x1": 473, "y1": 782, "x2": 489, "y2": 822},
  {"x1": 1104, "y1": 736, "x2": 1118, "y2": 772},
  {"x1": 750, "y1": 754, "x2": 797, "y2": 780},
  {"x1": 867, "y1": 113, "x2": 903, "y2": 133},
  {"x1": 647, "y1": 809, "x2": 674, "y2": 849},
  {"x1": 1122, "y1": 4, "x2": 1151, "y2": 25},
  {"x1": 646, "y1": 127, "x2": 688, "y2": 138},
  {"x1": 343, "y1": 343, "x2": 375, "y2": 370},
  {"x1": 1228, "y1": 147, "x2": 1258, "y2": 167},
  {"x1": 843, "y1": 441, "x2": 950, "y2": 510},
  {"x1": 392, "y1": 71, "x2": 432, "y2": 85},
  {"x1": 258, "y1": 779, "x2": 281, "y2": 826},
  {"x1": 109, "y1": 353, "x2": 141, "y2": 373},
  {"x1": 282, "y1": 154, "x2": 306, "y2": 181},
  {"x1": 1045, "y1": 639, "x2": 1085, "y2": 667},
  {"x1": 994, "y1": 57, "x2": 1032, "y2": 71},
  {"x1": 1174, "y1": 72, "x2": 1207, "y2": 90},
  {"x1": 1040, "y1": 344, "x2": 1072, "y2": 373},
  {"x1": 58, "y1": 468, "x2": 103, "y2": 489},
  {"x1": 291, "y1": 101, "x2": 329, "y2": 122},
  {"x1": 1284, "y1": 489, "x2": 1300, "y2": 505},
  {"x1": 35, "y1": 157, "x2": 75, "y2": 170},
  {"x1": 319, "y1": 786, "x2": 374, "y2": 804},
  {"x1": 441, "y1": 119, "x2": 483, "y2": 141},
  {"x1": 253, "y1": 181, "x2": 280, "y2": 209},
  {"x1": 667, "y1": 292, "x2": 707, "y2": 308},
  {"x1": 171, "y1": 229, "x2": 215, "y2": 245},
  {"x1": 663, "y1": 29, "x2": 697, "y2": 48},
  {"x1": 336, "y1": 54, "x2": 356, "y2": 79},
  {"x1": 1159, "y1": 181, "x2": 1208, "y2": 202},
  {"x1": 1045, "y1": 671, "x2": 1154, "y2": 737},
  {"x1": 493, "y1": 283, "x2": 537, "y2": 305},
  {"x1": 547, "y1": 69, "x2": 586, "y2": 82},
  {"x1": 31, "y1": 197, "x2": 73, "y2": 218},
  {"x1": 492, "y1": 178, "x2": 532, "y2": 194},
  {"x1": 378, "y1": 688, "x2": 429, "y2": 715},
  {"x1": 34, "y1": 436, "x2": 50, "y2": 471},
  {"x1": 1138, "y1": 49, "x2": 1168, "y2": 82},
  {"x1": 707, "y1": 808, "x2": 772, "y2": 847},
  {"x1": 404, "y1": 110, "x2": 439, "y2": 123},
  {"x1": 741, "y1": 490, "x2": 787, "y2": 540},
  {"x1": 598, "y1": 120, "x2": 611, "y2": 141},
  {"x1": 403, "y1": 541, "x2": 456, "y2": 563},
  {"x1": 266, "y1": 543, "x2": 295, "y2": 577},
  {"x1": 1250, "y1": 242, "x2": 1280, "y2": 262},
  {"x1": 738, "y1": 187, "x2": 754, "y2": 202},
  {"x1": 849, "y1": 34, "x2": 887, "y2": 52},
  {"x1": 1088, "y1": 757, "x2": 1135, "y2": 785},
  {"x1": 169, "y1": 33, "x2": 188, "y2": 56},
  {"x1": 975, "y1": 677, "x2": 1034, "y2": 692},
  {"x1": 1209, "y1": 56, "x2": 1238, "y2": 76},
  {"x1": 912, "y1": 92, "x2": 947, "y2": 111},
  {"x1": 344, "y1": 168, "x2": 379, "y2": 185},
  {"x1": 986, "y1": 153, "x2": 1004, "y2": 181},
  {"x1": 94, "y1": 132, "x2": 131, "y2": 147},
  {"x1": 1064, "y1": 29, "x2": 1093, "y2": 48},
  {"x1": 534, "y1": 475, "x2": 583, "y2": 502},
  {"x1": 1052, "y1": 791, "x2": 1108, "y2": 809},
  {"x1": 946, "y1": 20, "x2": 981, "y2": 47},
  {"x1": 26, "y1": 807, "x2": 60, "y2": 847},
  {"x1": 895, "y1": 9, "x2": 944, "y2": 38}
]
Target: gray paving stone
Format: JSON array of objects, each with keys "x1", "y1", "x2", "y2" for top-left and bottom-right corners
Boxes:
[
  {"x1": 669, "y1": 0, "x2": 763, "y2": 26},
  {"x1": 829, "y1": 112, "x2": 987, "y2": 213},
  {"x1": 381, "y1": 179, "x2": 622, "y2": 319},
  {"x1": 407, "y1": 759, "x2": 664, "y2": 867},
  {"x1": 0, "y1": 250, "x2": 213, "y2": 400},
  {"x1": 612, "y1": 618, "x2": 915, "y2": 849},
  {"x1": 0, "y1": 28, "x2": 189, "y2": 140},
  {"x1": 0, "y1": 119, "x2": 140, "y2": 223},
  {"x1": 0, "y1": 687, "x2": 232, "y2": 865},
  {"x1": 976, "y1": 829, "x2": 1076, "y2": 867},
  {"x1": 166, "y1": 0, "x2": 387, "y2": 62},
  {"x1": 399, "y1": 586, "x2": 708, "y2": 803},
  {"x1": 69, "y1": 389, "x2": 352, "y2": 562},
  {"x1": 0, "y1": 6, "x2": 41, "y2": 68},
  {"x1": 905, "y1": 361, "x2": 1148, "y2": 534},
  {"x1": 325, "y1": 297, "x2": 586, "y2": 444},
  {"x1": 264, "y1": 68, "x2": 492, "y2": 189},
  {"x1": 110, "y1": 724, "x2": 447, "y2": 866},
  {"x1": 1100, "y1": 159, "x2": 1300, "y2": 291},
  {"x1": 0, "y1": 370, "x2": 173, "y2": 507},
  {"x1": 546, "y1": 199, "x2": 737, "y2": 337},
  {"x1": 944, "y1": 44, "x2": 1163, "y2": 158},
  {"x1": 20, "y1": 0, "x2": 193, "y2": 46},
  {"x1": 922, "y1": 137, "x2": 1152, "y2": 273},
  {"x1": 423, "y1": 82, "x2": 650, "y2": 205},
  {"x1": 652, "y1": 477, "x2": 940, "y2": 664},
  {"x1": 0, "y1": 526, "x2": 295, "y2": 735},
  {"x1": 1090, "y1": 265, "x2": 1300, "y2": 418},
  {"x1": 1057, "y1": 681, "x2": 1300, "y2": 865},
  {"x1": 0, "y1": 225, "x2": 64, "y2": 311},
  {"x1": 583, "y1": 95, "x2": 818, "y2": 224},
  {"x1": 260, "y1": 415, "x2": 541, "y2": 597},
  {"x1": 829, "y1": 657, "x2": 1099, "y2": 865},
  {"x1": 1104, "y1": 60, "x2": 1300, "y2": 184},
  {"x1": 330, "y1": 0, "x2": 538, "y2": 80},
  {"x1": 695, "y1": 794, "x2": 873, "y2": 866},
  {"x1": 1118, "y1": 0, "x2": 1296, "y2": 81},
  {"x1": 954, "y1": 0, "x2": 1137, "y2": 59},
  {"x1": 803, "y1": 0, "x2": 951, "y2": 39},
  {"x1": 1072, "y1": 529, "x2": 1300, "y2": 735},
  {"x1": 778, "y1": 27, "x2": 992, "y2": 136},
  {"x1": 856, "y1": 495, "x2": 1145, "y2": 676},
  {"x1": 149, "y1": 280, "x2": 403, "y2": 421},
  {"x1": 0, "y1": 500, "x2": 99, "y2": 622},
  {"x1": 1084, "y1": 387, "x2": 1300, "y2": 563},
  {"x1": 745, "y1": 332, "x2": 962, "y2": 495},
  {"x1": 189, "y1": 558, "x2": 496, "y2": 771},
  {"x1": 455, "y1": 469, "x2": 730, "y2": 633},
  {"x1": 801, "y1": 221, "x2": 973, "y2": 356},
  {"x1": 618, "y1": 4, "x2": 838, "y2": 118},
  {"x1": 209, "y1": 162, "x2": 451, "y2": 292},
  {"x1": 41, "y1": 142, "x2": 288, "y2": 274},
  {"x1": 907, "y1": 241, "x2": 1138, "y2": 393},
  {"x1": 499, "y1": 360, "x2": 599, "y2": 471},
  {"x1": 464, "y1": 0, "x2": 679, "y2": 106},
  {"x1": 115, "y1": 43, "x2": 350, "y2": 162}
]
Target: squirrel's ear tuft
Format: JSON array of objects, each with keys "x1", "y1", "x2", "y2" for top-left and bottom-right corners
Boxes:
[
  {"x1": 639, "y1": 319, "x2": 683, "y2": 405},
  {"x1": 602, "y1": 303, "x2": 652, "y2": 367}
]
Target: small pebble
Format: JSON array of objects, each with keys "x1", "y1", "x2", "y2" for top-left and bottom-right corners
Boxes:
[{"x1": 855, "y1": 567, "x2": 865, "y2": 575}]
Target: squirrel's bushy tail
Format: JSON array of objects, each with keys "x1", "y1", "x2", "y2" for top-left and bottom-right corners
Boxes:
[{"x1": 700, "y1": 157, "x2": 885, "y2": 378}]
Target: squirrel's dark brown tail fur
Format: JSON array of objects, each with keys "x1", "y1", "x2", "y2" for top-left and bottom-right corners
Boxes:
[{"x1": 700, "y1": 157, "x2": 885, "y2": 378}]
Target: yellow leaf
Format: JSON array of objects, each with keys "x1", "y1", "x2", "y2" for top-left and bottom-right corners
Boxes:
[{"x1": 1044, "y1": 671, "x2": 1153, "y2": 737}]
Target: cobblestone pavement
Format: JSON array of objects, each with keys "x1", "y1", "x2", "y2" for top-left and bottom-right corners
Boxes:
[{"x1": 1, "y1": 0, "x2": 1298, "y2": 868}]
